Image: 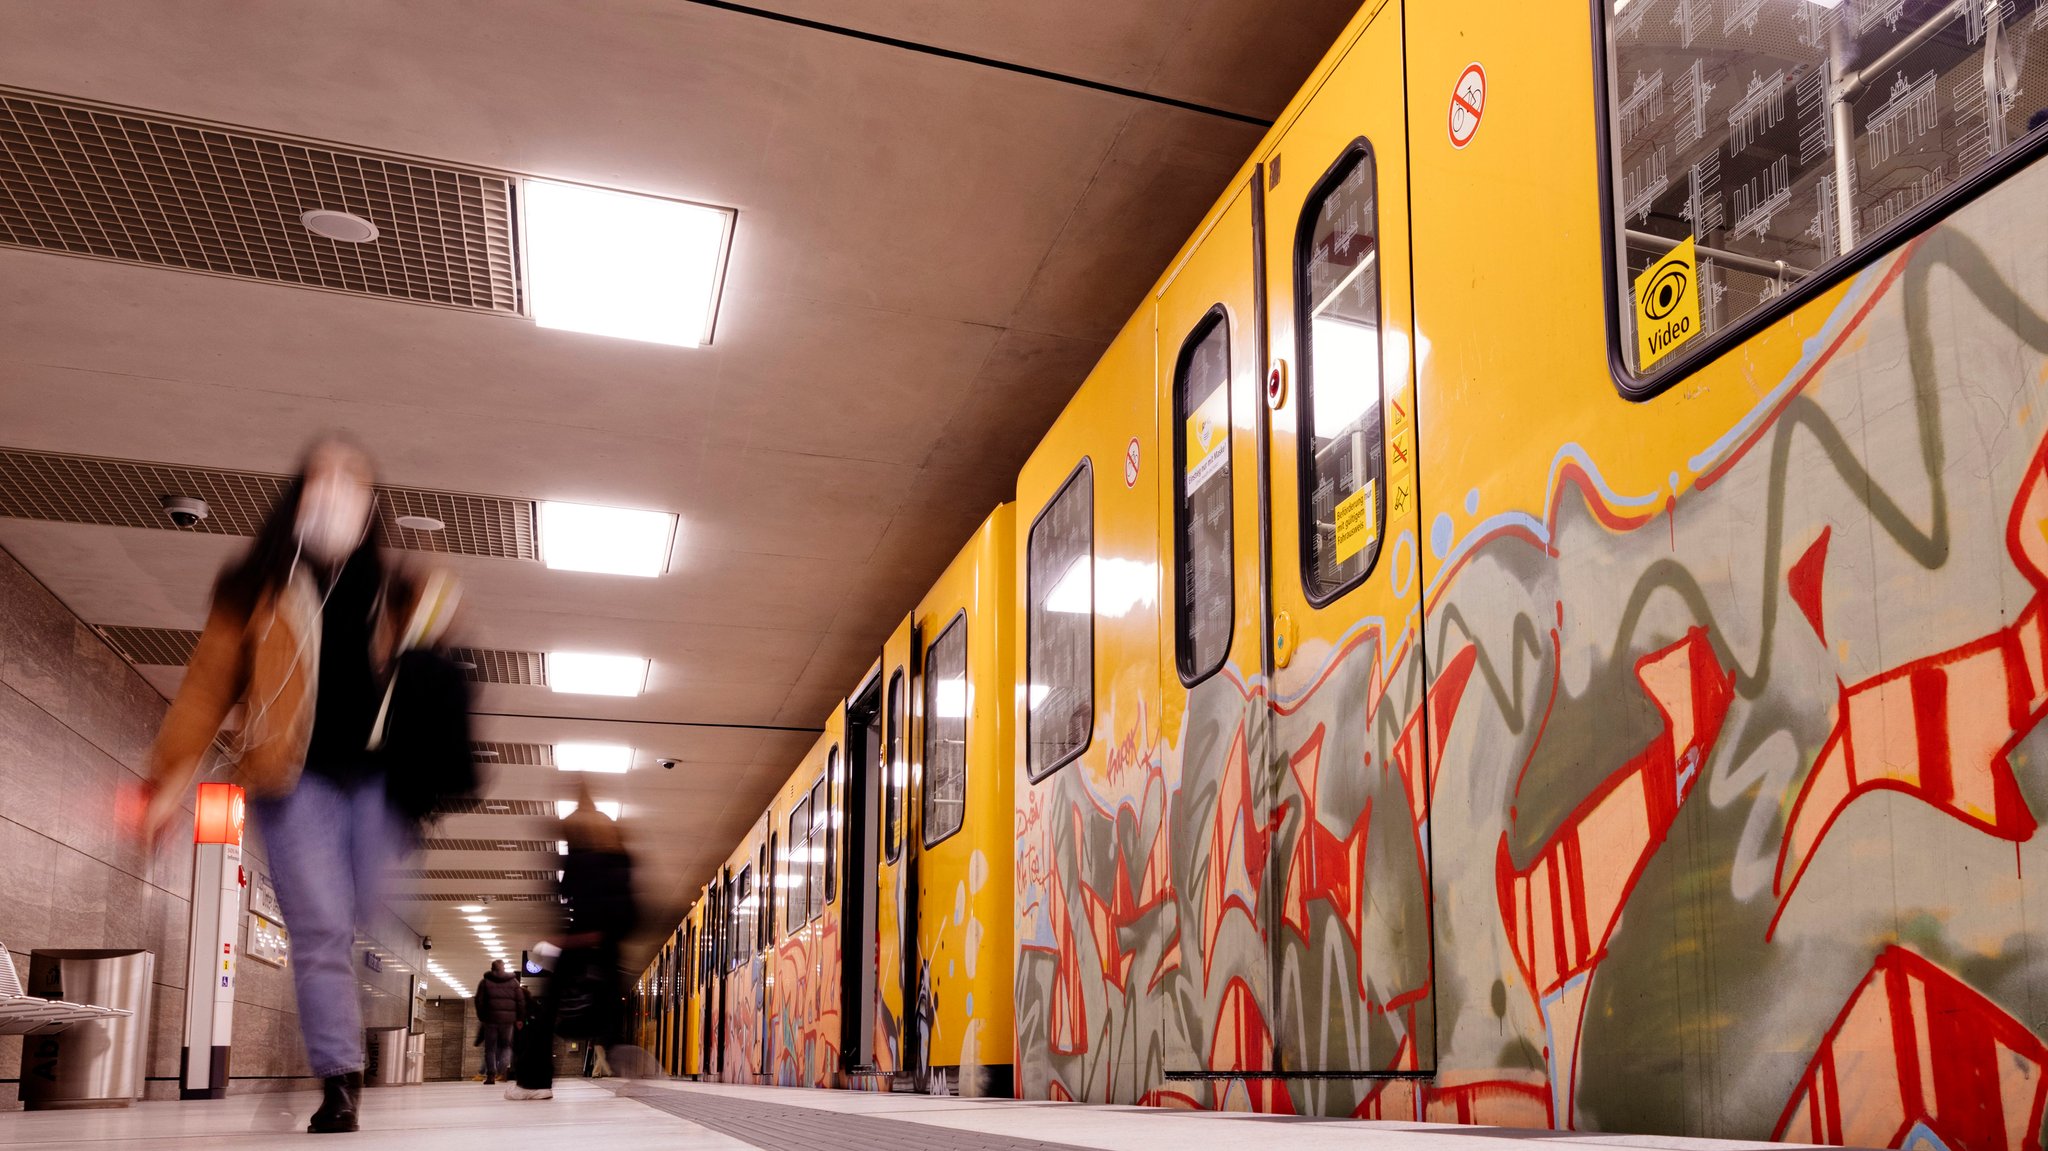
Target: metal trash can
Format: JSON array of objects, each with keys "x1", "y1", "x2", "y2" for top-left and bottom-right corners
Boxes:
[
  {"x1": 364, "y1": 1027, "x2": 409, "y2": 1087},
  {"x1": 19, "y1": 950, "x2": 155, "y2": 1110}
]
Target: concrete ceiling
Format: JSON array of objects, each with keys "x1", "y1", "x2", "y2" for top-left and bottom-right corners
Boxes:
[{"x1": 0, "y1": 0, "x2": 1357, "y2": 981}]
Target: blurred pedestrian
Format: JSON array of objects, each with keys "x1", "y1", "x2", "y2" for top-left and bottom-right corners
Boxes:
[
  {"x1": 474, "y1": 960, "x2": 524, "y2": 1084},
  {"x1": 505, "y1": 786, "x2": 639, "y2": 1100},
  {"x1": 141, "y1": 436, "x2": 474, "y2": 1134}
]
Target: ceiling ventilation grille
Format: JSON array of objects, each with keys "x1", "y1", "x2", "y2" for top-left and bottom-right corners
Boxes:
[
  {"x1": 0, "y1": 448, "x2": 537, "y2": 560},
  {"x1": 471, "y1": 742, "x2": 554, "y2": 766},
  {"x1": 0, "y1": 93, "x2": 520, "y2": 312},
  {"x1": 96, "y1": 625, "x2": 199, "y2": 667},
  {"x1": 418, "y1": 838, "x2": 558, "y2": 853},
  {"x1": 389, "y1": 892, "x2": 561, "y2": 903},
  {"x1": 428, "y1": 799, "x2": 558, "y2": 817},
  {"x1": 100, "y1": 627, "x2": 546, "y2": 687},
  {"x1": 449, "y1": 648, "x2": 545, "y2": 686},
  {"x1": 391, "y1": 868, "x2": 561, "y2": 880}
]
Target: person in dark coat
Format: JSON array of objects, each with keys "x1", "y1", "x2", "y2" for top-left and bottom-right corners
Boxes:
[
  {"x1": 473, "y1": 961, "x2": 525, "y2": 1084},
  {"x1": 505, "y1": 787, "x2": 639, "y2": 1100}
]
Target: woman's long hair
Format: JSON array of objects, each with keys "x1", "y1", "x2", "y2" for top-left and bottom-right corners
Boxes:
[{"x1": 215, "y1": 445, "x2": 387, "y2": 615}]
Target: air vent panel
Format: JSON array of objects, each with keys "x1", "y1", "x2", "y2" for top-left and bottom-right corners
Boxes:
[
  {"x1": 97, "y1": 625, "x2": 198, "y2": 667},
  {"x1": 448, "y1": 649, "x2": 545, "y2": 686},
  {"x1": 0, "y1": 448, "x2": 536, "y2": 560},
  {"x1": 418, "y1": 838, "x2": 558, "y2": 853},
  {"x1": 389, "y1": 892, "x2": 562, "y2": 902},
  {"x1": 0, "y1": 94, "x2": 519, "y2": 311},
  {"x1": 471, "y1": 742, "x2": 553, "y2": 766},
  {"x1": 428, "y1": 799, "x2": 557, "y2": 817},
  {"x1": 391, "y1": 868, "x2": 561, "y2": 881}
]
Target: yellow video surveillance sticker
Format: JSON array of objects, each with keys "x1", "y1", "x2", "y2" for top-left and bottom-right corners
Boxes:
[{"x1": 1635, "y1": 237, "x2": 1699, "y2": 370}]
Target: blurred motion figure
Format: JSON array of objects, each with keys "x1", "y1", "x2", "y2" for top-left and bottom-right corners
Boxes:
[
  {"x1": 142, "y1": 436, "x2": 474, "y2": 1134},
  {"x1": 474, "y1": 959, "x2": 525, "y2": 1085},
  {"x1": 506, "y1": 785, "x2": 640, "y2": 1100}
]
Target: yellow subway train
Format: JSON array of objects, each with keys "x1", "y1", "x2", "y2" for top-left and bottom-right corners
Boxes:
[{"x1": 635, "y1": 0, "x2": 2048, "y2": 1142}]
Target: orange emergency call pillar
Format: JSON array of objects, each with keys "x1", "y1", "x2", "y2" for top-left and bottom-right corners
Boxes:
[{"x1": 182, "y1": 782, "x2": 246, "y2": 1099}]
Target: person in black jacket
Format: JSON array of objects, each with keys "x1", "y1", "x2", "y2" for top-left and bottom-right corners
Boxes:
[
  {"x1": 505, "y1": 787, "x2": 639, "y2": 1100},
  {"x1": 473, "y1": 961, "x2": 525, "y2": 1084}
]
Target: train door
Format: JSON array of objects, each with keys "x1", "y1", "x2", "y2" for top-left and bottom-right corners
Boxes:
[
  {"x1": 1151, "y1": 174, "x2": 1274, "y2": 1087},
  {"x1": 1258, "y1": 0, "x2": 1436, "y2": 1080},
  {"x1": 873, "y1": 615, "x2": 917, "y2": 1080},
  {"x1": 841, "y1": 670, "x2": 884, "y2": 1071}
]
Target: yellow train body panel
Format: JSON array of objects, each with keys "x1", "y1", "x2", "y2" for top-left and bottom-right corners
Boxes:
[{"x1": 909, "y1": 505, "x2": 1017, "y2": 1093}]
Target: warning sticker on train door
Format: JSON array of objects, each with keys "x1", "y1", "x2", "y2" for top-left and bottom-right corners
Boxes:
[
  {"x1": 1634, "y1": 236, "x2": 1700, "y2": 370},
  {"x1": 1448, "y1": 63, "x2": 1486, "y2": 148},
  {"x1": 1332, "y1": 480, "x2": 1377, "y2": 563},
  {"x1": 1184, "y1": 385, "x2": 1228, "y2": 491}
]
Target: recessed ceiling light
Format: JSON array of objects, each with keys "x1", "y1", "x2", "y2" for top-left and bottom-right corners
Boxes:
[
  {"x1": 301, "y1": 208, "x2": 380, "y2": 243},
  {"x1": 548, "y1": 652, "x2": 648, "y2": 697},
  {"x1": 464, "y1": 915, "x2": 491, "y2": 924},
  {"x1": 537, "y1": 501, "x2": 676, "y2": 578},
  {"x1": 484, "y1": 802, "x2": 510, "y2": 812},
  {"x1": 457, "y1": 905, "x2": 484, "y2": 914},
  {"x1": 521, "y1": 178, "x2": 731, "y2": 347},
  {"x1": 395, "y1": 514, "x2": 445, "y2": 532},
  {"x1": 556, "y1": 799, "x2": 622, "y2": 821},
  {"x1": 553, "y1": 742, "x2": 632, "y2": 774},
  {"x1": 474, "y1": 750, "x2": 501, "y2": 759}
]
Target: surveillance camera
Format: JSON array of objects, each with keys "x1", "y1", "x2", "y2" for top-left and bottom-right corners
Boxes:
[
  {"x1": 421, "y1": 936, "x2": 432, "y2": 951},
  {"x1": 659, "y1": 759, "x2": 677, "y2": 771},
  {"x1": 160, "y1": 494, "x2": 211, "y2": 528}
]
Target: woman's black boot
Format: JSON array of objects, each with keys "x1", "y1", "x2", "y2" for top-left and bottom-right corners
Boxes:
[{"x1": 308, "y1": 1071, "x2": 361, "y2": 1134}]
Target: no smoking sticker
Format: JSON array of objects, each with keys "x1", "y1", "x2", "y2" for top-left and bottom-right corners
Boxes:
[{"x1": 1448, "y1": 63, "x2": 1486, "y2": 148}]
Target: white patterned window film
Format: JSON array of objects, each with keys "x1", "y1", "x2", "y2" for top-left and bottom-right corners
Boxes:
[{"x1": 1606, "y1": 0, "x2": 2048, "y2": 377}]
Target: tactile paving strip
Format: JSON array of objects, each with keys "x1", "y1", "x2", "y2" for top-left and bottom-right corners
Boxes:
[{"x1": 616, "y1": 1085, "x2": 1097, "y2": 1151}]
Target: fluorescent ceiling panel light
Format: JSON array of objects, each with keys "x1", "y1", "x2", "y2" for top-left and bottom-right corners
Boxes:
[
  {"x1": 556, "y1": 799, "x2": 622, "y2": 820},
  {"x1": 456, "y1": 905, "x2": 484, "y2": 914},
  {"x1": 538, "y1": 501, "x2": 677, "y2": 577},
  {"x1": 553, "y1": 742, "x2": 633, "y2": 774},
  {"x1": 463, "y1": 915, "x2": 491, "y2": 924},
  {"x1": 548, "y1": 652, "x2": 649, "y2": 697},
  {"x1": 522, "y1": 178, "x2": 731, "y2": 347}
]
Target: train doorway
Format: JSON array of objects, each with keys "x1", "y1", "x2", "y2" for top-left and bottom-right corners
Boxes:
[{"x1": 841, "y1": 672, "x2": 884, "y2": 1071}]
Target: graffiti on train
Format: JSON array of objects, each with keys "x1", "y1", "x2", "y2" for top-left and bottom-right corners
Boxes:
[{"x1": 1018, "y1": 172, "x2": 2048, "y2": 1144}]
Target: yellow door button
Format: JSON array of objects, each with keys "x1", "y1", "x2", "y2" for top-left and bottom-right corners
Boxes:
[{"x1": 1273, "y1": 611, "x2": 1297, "y2": 668}]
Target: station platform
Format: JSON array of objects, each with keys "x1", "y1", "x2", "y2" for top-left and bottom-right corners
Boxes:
[{"x1": 0, "y1": 1078, "x2": 1816, "y2": 1151}]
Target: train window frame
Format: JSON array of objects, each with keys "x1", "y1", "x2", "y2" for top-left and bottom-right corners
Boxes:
[
  {"x1": 1025, "y1": 459, "x2": 1096, "y2": 783},
  {"x1": 884, "y1": 668, "x2": 906, "y2": 864},
  {"x1": 785, "y1": 793, "x2": 812, "y2": 933},
  {"x1": 1171, "y1": 305, "x2": 1236, "y2": 686},
  {"x1": 807, "y1": 774, "x2": 828, "y2": 919},
  {"x1": 1294, "y1": 141, "x2": 1390, "y2": 608},
  {"x1": 824, "y1": 745, "x2": 838, "y2": 905},
  {"x1": 1593, "y1": 0, "x2": 2048, "y2": 401},
  {"x1": 920, "y1": 612, "x2": 970, "y2": 849}
]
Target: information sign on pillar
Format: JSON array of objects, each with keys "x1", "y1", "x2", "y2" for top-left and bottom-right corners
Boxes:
[{"x1": 182, "y1": 782, "x2": 247, "y2": 1099}]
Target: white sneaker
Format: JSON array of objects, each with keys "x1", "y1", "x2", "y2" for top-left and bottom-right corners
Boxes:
[{"x1": 504, "y1": 1086, "x2": 553, "y2": 1100}]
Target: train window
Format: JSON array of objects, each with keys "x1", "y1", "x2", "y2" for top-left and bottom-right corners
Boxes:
[
  {"x1": 735, "y1": 866, "x2": 754, "y2": 968},
  {"x1": 807, "y1": 775, "x2": 828, "y2": 919},
  {"x1": 824, "y1": 746, "x2": 838, "y2": 904},
  {"x1": 1026, "y1": 460, "x2": 1094, "y2": 780},
  {"x1": 1296, "y1": 145, "x2": 1388, "y2": 604},
  {"x1": 1172, "y1": 308, "x2": 1234, "y2": 684},
  {"x1": 1602, "y1": 0, "x2": 2048, "y2": 390},
  {"x1": 884, "y1": 669, "x2": 906, "y2": 863},
  {"x1": 786, "y1": 794, "x2": 813, "y2": 932},
  {"x1": 921, "y1": 613, "x2": 969, "y2": 847}
]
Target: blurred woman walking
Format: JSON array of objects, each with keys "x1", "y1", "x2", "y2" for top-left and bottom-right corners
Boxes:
[{"x1": 142, "y1": 436, "x2": 473, "y2": 1134}]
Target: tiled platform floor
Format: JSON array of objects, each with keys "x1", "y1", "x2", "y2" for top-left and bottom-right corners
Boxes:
[{"x1": 0, "y1": 1077, "x2": 1820, "y2": 1150}]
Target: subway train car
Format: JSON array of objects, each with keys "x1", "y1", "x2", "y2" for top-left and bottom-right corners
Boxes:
[
  {"x1": 643, "y1": 507, "x2": 1018, "y2": 1093},
  {"x1": 638, "y1": 0, "x2": 2048, "y2": 1143}
]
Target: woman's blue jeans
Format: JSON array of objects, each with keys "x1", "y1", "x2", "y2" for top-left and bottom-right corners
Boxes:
[{"x1": 253, "y1": 773, "x2": 409, "y2": 1079}]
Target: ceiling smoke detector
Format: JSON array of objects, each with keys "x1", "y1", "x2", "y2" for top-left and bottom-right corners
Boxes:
[{"x1": 300, "y1": 209, "x2": 380, "y2": 243}]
